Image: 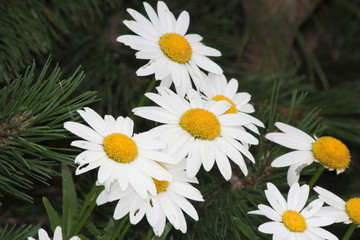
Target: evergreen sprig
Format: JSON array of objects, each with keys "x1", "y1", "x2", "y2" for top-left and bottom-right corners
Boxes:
[
  {"x1": 0, "y1": 0, "x2": 119, "y2": 81},
  {"x1": 0, "y1": 58, "x2": 97, "y2": 202},
  {"x1": 0, "y1": 224, "x2": 40, "y2": 240}
]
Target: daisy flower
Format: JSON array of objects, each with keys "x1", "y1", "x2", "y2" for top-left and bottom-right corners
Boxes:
[
  {"x1": 248, "y1": 182, "x2": 338, "y2": 240},
  {"x1": 132, "y1": 87, "x2": 258, "y2": 180},
  {"x1": 265, "y1": 122, "x2": 351, "y2": 186},
  {"x1": 117, "y1": 1, "x2": 222, "y2": 96},
  {"x1": 64, "y1": 107, "x2": 173, "y2": 199},
  {"x1": 314, "y1": 186, "x2": 360, "y2": 226},
  {"x1": 28, "y1": 226, "x2": 80, "y2": 240},
  {"x1": 97, "y1": 160, "x2": 203, "y2": 236},
  {"x1": 200, "y1": 73, "x2": 264, "y2": 134}
]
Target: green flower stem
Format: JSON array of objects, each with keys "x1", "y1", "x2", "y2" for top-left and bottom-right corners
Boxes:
[
  {"x1": 308, "y1": 165, "x2": 325, "y2": 188},
  {"x1": 136, "y1": 77, "x2": 157, "y2": 108},
  {"x1": 145, "y1": 227, "x2": 153, "y2": 240},
  {"x1": 118, "y1": 220, "x2": 131, "y2": 240},
  {"x1": 110, "y1": 215, "x2": 129, "y2": 240},
  {"x1": 342, "y1": 223, "x2": 357, "y2": 240},
  {"x1": 70, "y1": 184, "x2": 103, "y2": 236}
]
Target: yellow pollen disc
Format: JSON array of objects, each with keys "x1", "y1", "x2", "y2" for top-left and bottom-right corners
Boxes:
[
  {"x1": 312, "y1": 136, "x2": 351, "y2": 170},
  {"x1": 153, "y1": 178, "x2": 169, "y2": 193},
  {"x1": 282, "y1": 210, "x2": 307, "y2": 232},
  {"x1": 179, "y1": 108, "x2": 221, "y2": 140},
  {"x1": 159, "y1": 33, "x2": 192, "y2": 63},
  {"x1": 103, "y1": 133, "x2": 138, "y2": 163},
  {"x1": 345, "y1": 198, "x2": 360, "y2": 225},
  {"x1": 212, "y1": 95, "x2": 237, "y2": 114}
]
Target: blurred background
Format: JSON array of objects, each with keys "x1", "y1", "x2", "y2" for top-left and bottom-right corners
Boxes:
[{"x1": 0, "y1": 0, "x2": 359, "y2": 239}]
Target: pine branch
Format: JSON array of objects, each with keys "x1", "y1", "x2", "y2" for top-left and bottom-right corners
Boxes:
[{"x1": 0, "y1": 58, "x2": 97, "y2": 203}]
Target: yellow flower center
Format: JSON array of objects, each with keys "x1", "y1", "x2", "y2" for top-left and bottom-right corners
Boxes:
[
  {"x1": 159, "y1": 33, "x2": 192, "y2": 63},
  {"x1": 212, "y1": 95, "x2": 237, "y2": 114},
  {"x1": 345, "y1": 198, "x2": 360, "y2": 225},
  {"x1": 103, "y1": 133, "x2": 138, "y2": 163},
  {"x1": 282, "y1": 210, "x2": 307, "y2": 232},
  {"x1": 179, "y1": 108, "x2": 221, "y2": 140},
  {"x1": 312, "y1": 136, "x2": 351, "y2": 170},
  {"x1": 152, "y1": 163, "x2": 169, "y2": 193},
  {"x1": 152, "y1": 178, "x2": 169, "y2": 193}
]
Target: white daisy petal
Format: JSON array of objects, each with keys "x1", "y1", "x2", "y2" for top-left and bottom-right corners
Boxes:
[
  {"x1": 133, "y1": 106, "x2": 178, "y2": 123},
  {"x1": 64, "y1": 122, "x2": 103, "y2": 144},
  {"x1": 186, "y1": 144, "x2": 203, "y2": 178},
  {"x1": 115, "y1": 116, "x2": 125, "y2": 133},
  {"x1": 315, "y1": 206, "x2": 349, "y2": 222},
  {"x1": 136, "y1": 49, "x2": 163, "y2": 59},
  {"x1": 167, "y1": 191, "x2": 199, "y2": 220},
  {"x1": 216, "y1": 138, "x2": 248, "y2": 176},
  {"x1": 157, "y1": 1, "x2": 172, "y2": 32},
  {"x1": 313, "y1": 186, "x2": 346, "y2": 208},
  {"x1": 307, "y1": 226, "x2": 339, "y2": 240},
  {"x1": 38, "y1": 229, "x2": 51, "y2": 240},
  {"x1": 208, "y1": 100, "x2": 231, "y2": 116},
  {"x1": 175, "y1": 11, "x2": 189, "y2": 35},
  {"x1": 222, "y1": 127, "x2": 259, "y2": 145},
  {"x1": 184, "y1": 33, "x2": 203, "y2": 43},
  {"x1": 265, "y1": 133, "x2": 312, "y2": 150},
  {"x1": 123, "y1": 20, "x2": 158, "y2": 41},
  {"x1": 155, "y1": 58, "x2": 170, "y2": 79},
  {"x1": 307, "y1": 217, "x2": 335, "y2": 227},
  {"x1": 127, "y1": 8, "x2": 159, "y2": 35},
  {"x1": 200, "y1": 141, "x2": 215, "y2": 171},
  {"x1": 146, "y1": 197, "x2": 160, "y2": 226},
  {"x1": 128, "y1": 167, "x2": 150, "y2": 199},
  {"x1": 139, "y1": 150, "x2": 178, "y2": 166},
  {"x1": 271, "y1": 151, "x2": 313, "y2": 167},
  {"x1": 275, "y1": 122, "x2": 315, "y2": 144},
  {"x1": 273, "y1": 227, "x2": 291, "y2": 240},
  {"x1": 123, "y1": 117, "x2": 134, "y2": 137},
  {"x1": 192, "y1": 45, "x2": 221, "y2": 57},
  {"x1": 136, "y1": 59, "x2": 160, "y2": 76},
  {"x1": 286, "y1": 159, "x2": 313, "y2": 186},
  {"x1": 186, "y1": 89, "x2": 204, "y2": 108},
  {"x1": 71, "y1": 140, "x2": 103, "y2": 151},
  {"x1": 295, "y1": 184, "x2": 310, "y2": 212},
  {"x1": 30, "y1": 226, "x2": 79, "y2": 240},
  {"x1": 191, "y1": 53, "x2": 223, "y2": 74},
  {"x1": 287, "y1": 183, "x2": 300, "y2": 210},
  {"x1": 224, "y1": 78, "x2": 238, "y2": 98},
  {"x1": 266, "y1": 183, "x2": 287, "y2": 214},
  {"x1": 301, "y1": 199, "x2": 324, "y2": 218},
  {"x1": 113, "y1": 195, "x2": 133, "y2": 219},
  {"x1": 169, "y1": 182, "x2": 203, "y2": 201},
  {"x1": 223, "y1": 136, "x2": 255, "y2": 162},
  {"x1": 258, "y1": 221, "x2": 284, "y2": 234},
  {"x1": 129, "y1": 196, "x2": 147, "y2": 224},
  {"x1": 214, "y1": 147, "x2": 232, "y2": 180},
  {"x1": 104, "y1": 115, "x2": 117, "y2": 133},
  {"x1": 219, "y1": 113, "x2": 251, "y2": 126},
  {"x1": 133, "y1": 157, "x2": 171, "y2": 181},
  {"x1": 258, "y1": 204, "x2": 282, "y2": 222},
  {"x1": 97, "y1": 160, "x2": 115, "y2": 184},
  {"x1": 77, "y1": 108, "x2": 109, "y2": 137},
  {"x1": 153, "y1": 210, "x2": 167, "y2": 236},
  {"x1": 143, "y1": 2, "x2": 162, "y2": 33},
  {"x1": 75, "y1": 157, "x2": 106, "y2": 175}
]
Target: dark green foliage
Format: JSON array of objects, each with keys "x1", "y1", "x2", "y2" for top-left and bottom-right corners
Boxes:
[
  {"x1": 0, "y1": 0, "x2": 119, "y2": 81},
  {"x1": 0, "y1": 224, "x2": 40, "y2": 240},
  {"x1": 0, "y1": 59, "x2": 97, "y2": 202}
]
